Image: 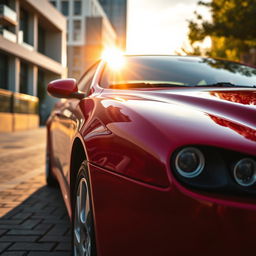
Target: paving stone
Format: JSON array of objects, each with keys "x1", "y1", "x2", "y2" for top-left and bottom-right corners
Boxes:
[
  {"x1": 42, "y1": 220, "x2": 69, "y2": 225},
  {"x1": 0, "y1": 242, "x2": 11, "y2": 253},
  {"x1": 27, "y1": 252, "x2": 71, "y2": 256},
  {"x1": 0, "y1": 209, "x2": 13, "y2": 217},
  {"x1": 7, "y1": 229, "x2": 48, "y2": 236},
  {"x1": 1, "y1": 209, "x2": 21, "y2": 219},
  {"x1": 20, "y1": 219, "x2": 41, "y2": 229},
  {"x1": 0, "y1": 220, "x2": 22, "y2": 225},
  {"x1": 8, "y1": 242, "x2": 55, "y2": 251},
  {"x1": 0, "y1": 223, "x2": 40, "y2": 230},
  {"x1": 65, "y1": 229, "x2": 71, "y2": 235},
  {"x1": 33, "y1": 223, "x2": 52, "y2": 232},
  {"x1": 39, "y1": 235, "x2": 70, "y2": 242},
  {"x1": 1, "y1": 252, "x2": 26, "y2": 256},
  {"x1": 42, "y1": 206, "x2": 57, "y2": 213},
  {"x1": 0, "y1": 229, "x2": 7, "y2": 236},
  {"x1": 55, "y1": 242, "x2": 72, "y2": 251},
  {"x1": 46, "y1": 226, "x2": 69, "y2": 236},
  {"x1": 11, "y1": 212, "x2": 32, "y2": 220},
  {"x1": 0, "y1": 128, "x2": 71, "y2": 254},
  {"x1": 0, "y1": 236, "x2": 39, "y2": 242},
  {"x1": 0, "y1": 225, "x2": 21, "y2": 230}
]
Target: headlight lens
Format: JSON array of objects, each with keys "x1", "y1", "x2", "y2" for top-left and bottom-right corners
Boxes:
[
  {"x1": 233, "y1": 158, "x2": 256, "y2": 187},
  {"x1": 175, "y1": 147, "x2": 205, "y2": 178}
]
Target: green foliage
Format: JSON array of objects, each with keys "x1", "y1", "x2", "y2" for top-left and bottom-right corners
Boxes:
[
  {"x1": 178, "y1": 45, "x2": 202, "y2": 56},
  {"x1": 188, "y1": 0, "x2": 256, "y2": 61}
]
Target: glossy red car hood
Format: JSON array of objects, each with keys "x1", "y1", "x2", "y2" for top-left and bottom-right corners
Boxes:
[
  {"x1": 100, "y1": 87, "x2": 256, "y2": 155},
  {"x1": 149, "y1": 88, "x2": 256, "y2": 128}
]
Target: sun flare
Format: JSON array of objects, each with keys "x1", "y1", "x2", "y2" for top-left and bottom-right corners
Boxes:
[{"x1": 101, "y1": 47, "x2": 126, "y2": 70}]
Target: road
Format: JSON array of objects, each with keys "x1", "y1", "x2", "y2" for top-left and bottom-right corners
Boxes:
[{"x1": 0, "y1": 128, "x2": 71, "y2": 255}]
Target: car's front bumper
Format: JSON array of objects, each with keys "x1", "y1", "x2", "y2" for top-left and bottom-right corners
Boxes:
[{"x1": 89, "y1": 163, "x2": 256, "y2": 256}]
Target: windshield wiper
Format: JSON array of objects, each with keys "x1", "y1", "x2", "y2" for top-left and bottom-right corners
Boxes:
[
  {"x1": 109, "y1": 82, "x2": 186, "y2": 89},
  {"x1": 197, "y1": 82, "x2": 256, "y2": 88}
]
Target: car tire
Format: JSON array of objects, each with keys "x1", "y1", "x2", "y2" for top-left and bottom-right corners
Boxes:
[
  {"x1": 72, "y1": 161, "x2": 97, "y2": 256},
  {"x1": 46, "y1": 152, "x2": 58, "y2": 187}
]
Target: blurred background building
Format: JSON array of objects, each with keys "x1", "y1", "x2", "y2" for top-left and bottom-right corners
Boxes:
[
  {"x1": 49, "y1": 0, "x2": 121, "y2": 79},
  {"x1": 0, "y1": 0, "x2": 67, "y2": 131},
  {"x1": 0, "y1": 0, "x2": 127, "y2": 131},
  {"x1": 99, "y1": 0, "x2": 127, "y2": 50}
]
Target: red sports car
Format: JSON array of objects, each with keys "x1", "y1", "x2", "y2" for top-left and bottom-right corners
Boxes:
[{"x1": 46, "y1": 55, "x2": 256, "y2": 256}]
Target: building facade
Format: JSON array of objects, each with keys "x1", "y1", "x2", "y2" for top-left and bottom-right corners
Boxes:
[
  {"x1": 0, "y1": 0, "x2": 67, "y2": 131},
  {"x1": 99, "y1": 0, "x2": 127, "y2": 50},
  {"x1": 49, "y1": 0, "x2": 117, "y2": 79}
]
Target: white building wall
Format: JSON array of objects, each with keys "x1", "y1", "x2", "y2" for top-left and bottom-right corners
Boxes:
[
  {"x1": 50, "y1": 0, "x2": 116, "y2": 47},
  {"x1": 0, "y1": 0, "x2": 67, "y2": 128}
]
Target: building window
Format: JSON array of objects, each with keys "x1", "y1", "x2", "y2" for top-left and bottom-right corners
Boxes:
[
  {"x1": 61, "y1": 0, "x2": 69, "y2": 16},
  {"x1": 66, "y1": 20, "x2": 69, "y2": 41},
  {"x1": 19, "y1": 62, "x2": 29, "y2": 94},
  {"x1": 0, "y1": 52, "x2": 8, "y2": 90},
  {"x1": 20, "y1": 8, "x2": 29, "y2": 44},
  {"x1": 73, "y1": 20, "x2": 81, "y2": 41},
  {"x1": 50, "y1": 1, "x2": 56, "y2": 7},
  {"x1": 1, "y1": 0, "x2": 15, "y2": 9},
  {"x1": 38, "y1": 25, "x2": 45, "y2": 54},
  {"x1": 74, "y1": 1, "x2": 81, "y2": 15}
]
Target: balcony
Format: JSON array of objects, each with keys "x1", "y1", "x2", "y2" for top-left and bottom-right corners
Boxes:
[
  {"x1": 0, "y1": 4, "x2": 17, "y2": 26},
  {"x1": 0, "y1": 27, "x2": 16, "y2": 43}
]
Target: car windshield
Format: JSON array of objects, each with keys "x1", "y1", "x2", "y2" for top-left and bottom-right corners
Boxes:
[{"x1": 100, "y1": 56, "x2": 256, "y2": 89}]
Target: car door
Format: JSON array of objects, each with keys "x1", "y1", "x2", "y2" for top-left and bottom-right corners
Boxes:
[{"x1": 51, "y1": 63, "x2": 100, "y2": 184}]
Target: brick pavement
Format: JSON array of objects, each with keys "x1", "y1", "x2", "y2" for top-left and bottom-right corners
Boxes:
[{"x1": 0, "y1": 128, "x2": 72, "y2": 255}]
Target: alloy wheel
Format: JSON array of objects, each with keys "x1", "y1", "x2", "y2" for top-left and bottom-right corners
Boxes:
[{"x1": 73, "y1": 178, "x2": 92, "y2": 256}]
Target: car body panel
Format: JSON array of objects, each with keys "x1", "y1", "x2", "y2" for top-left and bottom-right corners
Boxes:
[
  {"x1": 89, "y1": 163, "x2": 256, "y2": 256},
  {"x1": 79, "y1": 88, "x2": 255, "y2": 186},
  {"x1": 47, "y1": 57, "x2": 256, "y2": 255}
]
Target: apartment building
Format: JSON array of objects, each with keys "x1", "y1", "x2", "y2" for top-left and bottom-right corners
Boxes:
[
  {"x1": 0, "y1": 0, "x2": 67, "y2": 131},
  {"x1": 50, "y1": 0, "x2": 117, "y2": 79},
  {"x1": 99, "y1": 0, "x2": 127, "y2": 50}
]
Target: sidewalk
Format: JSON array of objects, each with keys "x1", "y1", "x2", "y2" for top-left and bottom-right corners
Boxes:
[{"x1": 0, "y1": 128, "x2": 71, "y2": 255}]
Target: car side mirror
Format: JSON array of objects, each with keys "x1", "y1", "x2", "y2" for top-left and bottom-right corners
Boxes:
[{"x1": 47, "y1": 78, "x2": 85, "y2": 99}]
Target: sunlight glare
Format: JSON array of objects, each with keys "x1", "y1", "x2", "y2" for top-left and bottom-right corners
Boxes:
[{"x1": 101, "y1": 48, "x2": 126, "y2": 70}]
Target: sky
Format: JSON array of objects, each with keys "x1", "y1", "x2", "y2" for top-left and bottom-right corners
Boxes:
[{"x1": 126, "y1": 0, "x2": 211, "y2": 54}]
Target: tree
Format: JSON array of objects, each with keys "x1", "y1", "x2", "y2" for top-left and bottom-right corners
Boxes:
[{"x1": 187, "y1": 0, "x2": 256, "y2": 62}]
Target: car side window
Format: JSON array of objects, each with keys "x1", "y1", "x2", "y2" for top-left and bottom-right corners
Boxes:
[{"x1": 77, "y1": 62, "x2": 99, "y2": 94}]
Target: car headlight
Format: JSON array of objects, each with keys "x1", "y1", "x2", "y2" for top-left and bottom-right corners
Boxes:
[
  {"x1": 172, "y1": 146, "x2": 256, "y2": 197},
  {"x1": 233, "y1": 158, "x2": 256, "y2": 187},
  {"x1": 175, "y1": 147, "x2": 205, "y2": 178}
]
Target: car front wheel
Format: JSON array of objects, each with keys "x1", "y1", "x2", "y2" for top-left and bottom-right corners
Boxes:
[{"x1": 73, "y1": 161, "x2": 96, "y2": 256}]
